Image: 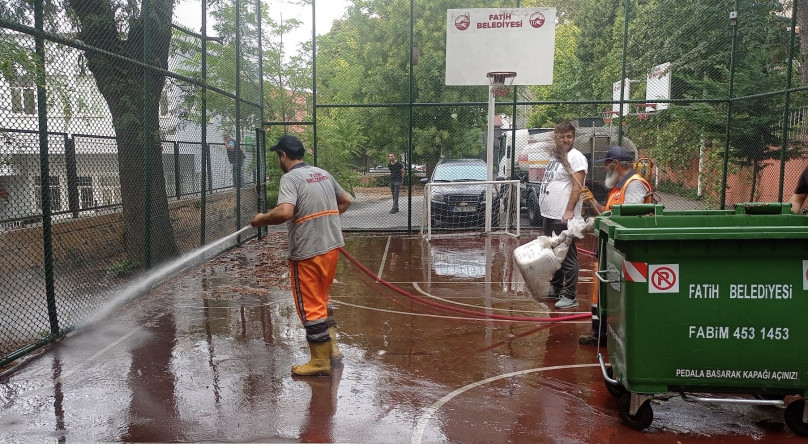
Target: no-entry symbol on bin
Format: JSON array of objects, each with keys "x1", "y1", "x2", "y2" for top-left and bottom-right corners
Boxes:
[{"x1": 649, "y1": 264, "x2": 679, "y2": 293}]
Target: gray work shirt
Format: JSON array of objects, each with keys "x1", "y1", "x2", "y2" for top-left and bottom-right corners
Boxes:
[{"x1": 277, "y1": 162, "x2": 346, "y2": 260}]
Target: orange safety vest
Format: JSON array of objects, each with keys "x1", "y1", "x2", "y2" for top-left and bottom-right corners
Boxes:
[{"x1": 604, "y1": 172, "x2": 653, "y2": 210}]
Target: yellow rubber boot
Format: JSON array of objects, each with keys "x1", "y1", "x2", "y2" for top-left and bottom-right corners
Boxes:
[
  {"x1": 291, "y1": 341, "x2": 332, "y2": 376},
  {"x1": 329, "y1": 327, "x2": 344, "y2": 362}
]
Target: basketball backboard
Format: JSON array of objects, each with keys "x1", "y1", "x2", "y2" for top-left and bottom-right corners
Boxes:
[
  {"x1": 612, "y1": 78, "x2": 630, "y2": 115},
  {"x1": 646, "y1": 62, "x2": 671, "y2": 110},
  {"x1": 445, "y1": 8, "x2": 556, "y2": 86}
]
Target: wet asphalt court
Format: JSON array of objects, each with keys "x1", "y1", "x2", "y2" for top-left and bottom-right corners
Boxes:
[{"x1": 0, "y1": 230, "x2": 801, "y2": 443}]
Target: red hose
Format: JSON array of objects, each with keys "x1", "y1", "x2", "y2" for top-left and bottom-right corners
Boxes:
[{"x1": 338, "y1": 247, "x2": 590, "y2": 323}]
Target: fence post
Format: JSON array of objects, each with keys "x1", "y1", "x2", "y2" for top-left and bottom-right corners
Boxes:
[
  {"x1": 778, "y1": 1, "x2": 798, "y2": 202},
  {"x1": 174, "y1": 141, "x2": 181, "y2": 199},
  {"x1": 65, "y1": 134, "x2": 79, "y2": 217},
  {"x1": 720, "y1": 2, "x2": 739, "y2": 210},
  {"x1": 35, "y1": 0, "x2": 58, "y2": 334}
]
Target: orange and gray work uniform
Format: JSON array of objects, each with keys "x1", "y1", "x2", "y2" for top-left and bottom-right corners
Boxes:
[
  {"x1": 591, "y1": 171, "x2": 652, "y2": 336},
  {"x1": 279, "y1": 162, "x2": 347, "y2": 343}
]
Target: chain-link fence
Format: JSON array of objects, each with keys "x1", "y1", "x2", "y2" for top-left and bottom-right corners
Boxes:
[
  {"x1": 0, "y1": 0, "x2": 264, "y2": 366},
  {"x1": 2, "y1": 0, "x2": 808, "y2": 366}
]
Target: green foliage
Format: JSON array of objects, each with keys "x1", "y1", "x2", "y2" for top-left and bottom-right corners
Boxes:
[
  {"x1": 656, "y1": 180, "x2": 699, "y2": 199},
  {"x1": 108, "y1": 258, "x2": 141, "y2": 277}
]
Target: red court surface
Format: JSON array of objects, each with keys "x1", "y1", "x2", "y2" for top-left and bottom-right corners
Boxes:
[{"x1": 0, "y1": 231, "x2": 802, "y2": 443}]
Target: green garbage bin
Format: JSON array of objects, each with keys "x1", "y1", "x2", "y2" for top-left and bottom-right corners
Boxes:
[{"x1": 594, "y1": 202, "x2": 808, "y2": 434}]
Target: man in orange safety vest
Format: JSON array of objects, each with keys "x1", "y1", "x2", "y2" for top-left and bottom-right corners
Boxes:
[{"x1": 579, "y1": 146, "x2": 653, "y2": 346}]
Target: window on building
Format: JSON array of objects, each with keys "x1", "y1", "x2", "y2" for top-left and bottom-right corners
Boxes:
[
  {"x1": 11, "y1": 76, "x2": 36, "y2": 115},
  {"x1": 98, "y1": 176, "x2": 121, "y2": 206},
  {"x1": 33, "y1": 176, "x2": 62, "y2": 211},
  {"x1": 77, "y1": 176, "x2": 94, "y2": 209}
]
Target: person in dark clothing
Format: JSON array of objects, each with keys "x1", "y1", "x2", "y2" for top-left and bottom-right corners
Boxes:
[
  {"x1": 789, "y1": 164, "x2": 808, "y2": 214},
  {"x1": 388, "y1": 153, "x2": 404, "y2": 213},
  {"x1": 223, "y1": 133, "x2": 245, "y2": 188}
]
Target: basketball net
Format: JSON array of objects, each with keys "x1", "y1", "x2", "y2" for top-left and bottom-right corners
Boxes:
[{"x1": 487, "y1": 71, "x2": 517, "y2": 97}]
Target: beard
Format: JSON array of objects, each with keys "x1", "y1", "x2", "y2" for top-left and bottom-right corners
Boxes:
[
  {"x1": 604, "y1": 168, "x2": 620, "y2": 189},
  {"x1": 550, "y1": 144, "x2": 568, "y2": 162}
]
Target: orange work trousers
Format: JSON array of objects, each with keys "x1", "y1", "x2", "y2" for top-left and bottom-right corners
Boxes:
[{"x1": 289, "y1": 249, "x2": 339, "y2": 341}]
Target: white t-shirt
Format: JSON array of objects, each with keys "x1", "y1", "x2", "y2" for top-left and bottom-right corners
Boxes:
[{"x1": 538, "y1": 148, "x2": 588, "y2": 220}]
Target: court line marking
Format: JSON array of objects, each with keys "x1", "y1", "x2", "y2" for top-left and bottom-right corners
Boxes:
[
  {"x1": 411, "y1": 363, "x2": 601, "y2": 444},
  {"x1": 411, "y1": 282, "x2": 564, "y2": 315},
  {"x1": 332, "y1": 300, "x2": 588, "y2": 324},
  {"x1": 376, "y1": 235, "x2": 392, "y2": 282}
]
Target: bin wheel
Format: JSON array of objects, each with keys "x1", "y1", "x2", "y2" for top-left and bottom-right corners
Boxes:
[
  {"x1": 605, "y1": 367, "x2": 628, "y2": 398},
  {"x1": 618, "y1": 393, "x2": 653, "y2": 431},
  {"x1": 785, "y1": 399, "x2": 808, "y2": 437}
]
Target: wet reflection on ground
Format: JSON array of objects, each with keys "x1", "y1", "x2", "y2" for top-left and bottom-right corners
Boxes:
[{"x1": 0, "y1": 231, "x2": 797, "y2": 443}]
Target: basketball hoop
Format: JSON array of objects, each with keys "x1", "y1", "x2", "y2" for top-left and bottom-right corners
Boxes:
[
  {"x1": 635, "y1": 103, "x2": 657, "y2": 121},
  {"x1": 602, "y1": 110, "x2": 620, "y2": 125},
  {"x1": 487, "y1": 71, "x2": 517, "y2": 98}
]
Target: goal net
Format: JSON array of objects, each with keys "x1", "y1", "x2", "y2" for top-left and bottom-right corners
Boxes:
[{"x1": 420, "y1": 179, "x2": 521, "y2": 240}]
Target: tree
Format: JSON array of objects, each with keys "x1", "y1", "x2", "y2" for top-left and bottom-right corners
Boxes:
[
  {"x1": 316, "y1": 0, "x2": 508, "y2": 172},
  {"x1": 67, "y1": 0, "x2": 179, "y2": 265}
]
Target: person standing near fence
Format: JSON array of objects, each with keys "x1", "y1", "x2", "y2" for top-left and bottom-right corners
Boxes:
[
  {"x1": 223, "y1": 133, "x2": 245, "y2": 188},
  {"x1": 388, "y1": 153, "x2": 404, "y2": 214},
  {"x1": 578, "y1": 145, "x2": 653, "y2": 346},
  {"x1": 788, "y1": 164, "x2": 808, "y2": 214},
  {"x1": 538, "y1": 121, "x2": 588, "y2": 310},
  {"x1": 250, "y1": 134, "x2": 352, "y2": 376}
]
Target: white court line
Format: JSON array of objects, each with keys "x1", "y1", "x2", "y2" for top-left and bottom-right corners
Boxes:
[
  {"x1": 410, "y1": 363, "x2": 601, "y2": 444},
  {"x1": 331, "y1": 300, "x2": 572, "y2": 323},
  {"x1": 60, "y1": 325, "x2": 145, "y2": 382},
  {"x1": 411, "y1": 282, "x2": 560, "y2": 315},
  {"x1": 376, "y1": 235, "x2": 392, "y2": 282}
]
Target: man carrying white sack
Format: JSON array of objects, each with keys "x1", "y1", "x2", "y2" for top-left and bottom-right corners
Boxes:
[{"x1": 537, "y1": 121, "x2": 588, "y2": 309}]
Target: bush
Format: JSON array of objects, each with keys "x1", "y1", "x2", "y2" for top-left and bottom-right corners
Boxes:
[
  {"x1": 656, "y1": 180, "x2": 700, "y2": 199},
  {"x1": 108, "y1": 258, "x2": 140, "y2": 277}
]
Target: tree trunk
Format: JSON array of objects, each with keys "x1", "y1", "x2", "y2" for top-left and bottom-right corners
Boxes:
[{"x1": 69, "y1": 0, "x2": 179, "y2": 266}]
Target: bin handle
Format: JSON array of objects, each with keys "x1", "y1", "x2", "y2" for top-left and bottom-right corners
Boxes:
[{"x1": 595, "y1": 269, "x2": 618, "y2": 283}]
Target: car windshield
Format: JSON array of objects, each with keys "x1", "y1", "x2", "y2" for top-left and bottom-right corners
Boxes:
[{"x1": 432, "y1": 164, "x2": 487, "y2": 182}]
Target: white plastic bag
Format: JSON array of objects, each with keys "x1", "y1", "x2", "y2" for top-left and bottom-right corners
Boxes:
[{"x1": 513, "y1": 218, "x2": 593, "y2": 300}]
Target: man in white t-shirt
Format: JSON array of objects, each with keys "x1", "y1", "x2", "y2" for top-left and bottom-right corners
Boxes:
[{"x1": 538, "y1": 121, "x2": 588, "y2": 309}]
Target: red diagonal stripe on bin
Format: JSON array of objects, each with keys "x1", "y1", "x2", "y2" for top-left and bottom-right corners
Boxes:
[{"x1": 623, "y1": 260, "x2": 647, "y2": 283}]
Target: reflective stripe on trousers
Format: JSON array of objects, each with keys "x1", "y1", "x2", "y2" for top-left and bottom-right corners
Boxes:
[{"x1": 290, "y1": 248, "x2": 339, "y2": 342}]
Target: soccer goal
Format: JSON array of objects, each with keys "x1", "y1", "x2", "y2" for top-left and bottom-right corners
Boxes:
[{"x1": 420, "y1": 179, "x2": 521, "y2": 241}]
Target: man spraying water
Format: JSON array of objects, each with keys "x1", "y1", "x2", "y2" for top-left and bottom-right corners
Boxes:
[{"x1": 250, "y1": 135, "x2": 352, "y2": 376}]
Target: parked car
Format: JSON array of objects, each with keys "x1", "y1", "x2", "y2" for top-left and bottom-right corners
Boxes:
[
  {"x1": 421, "y1": 159, "x2": 500, "y2": 228},
  {"x1": 369, "y1": 164, "x2": 388, "y2": 173}
]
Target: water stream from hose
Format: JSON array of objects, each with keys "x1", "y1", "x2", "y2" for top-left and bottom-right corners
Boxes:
[{"x1": 82, "y1": 225, "x2": 254, "y2": 327}]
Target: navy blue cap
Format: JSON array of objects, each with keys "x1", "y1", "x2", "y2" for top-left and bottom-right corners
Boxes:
[
  {"x1": 595, "y1": 146, "x2": 635, "y2": 163},
  {"x1": 270, "y1": 134, "x2": 305, "y2": 156}
]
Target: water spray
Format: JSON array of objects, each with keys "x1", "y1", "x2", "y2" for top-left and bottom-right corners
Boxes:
[{"x1": 82, "y1": 225, "x2": 255, "y2": 327}]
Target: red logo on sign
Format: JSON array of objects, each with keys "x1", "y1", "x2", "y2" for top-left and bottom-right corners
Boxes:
[
  {"x1": 651, "y1": 267, "x2": 677, "y2": 291},
  {"x1": 455, "y1": 14, "x2": 471, "y2": 31},
  {"x1": 529, "y1": 12, "x2": 546, "y2": 28}
]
